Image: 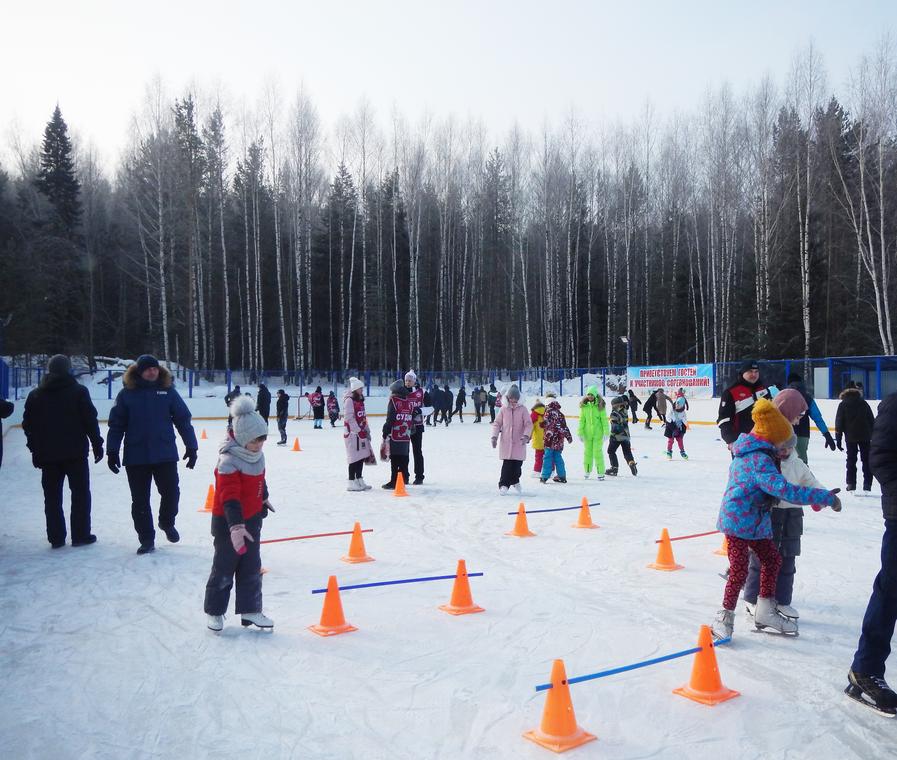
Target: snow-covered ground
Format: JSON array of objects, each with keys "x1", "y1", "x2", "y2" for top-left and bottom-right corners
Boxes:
[{"x1": 0, "y1": 410, "x2": 892, "y2": 759}]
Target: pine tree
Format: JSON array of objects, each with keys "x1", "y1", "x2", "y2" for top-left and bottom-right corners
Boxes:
[{"x1": 35, "y1": 105, "x2": 81, "y2": 231}]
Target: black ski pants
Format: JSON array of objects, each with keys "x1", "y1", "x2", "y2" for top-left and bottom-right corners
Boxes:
[
  {"x1": 204, "y1": 514, "x2": 263, "y2": 615},
  {"x1": 41, "y1": 457, "x2": 92, "y2": 545},
  {"x1": 411, "y1": 428, "x2": 425, "y2": 481},
  {"x1": 498, "y1": 459, "x2": 523, "y2": 488},
  {"x1": 607, "y1": 440, "x2": 633, "y2": 470},
  {"x1": 388, "y1": 455, "x2": 410, "y2": 487},
  {"x1": 125, "y1": 461, "x2": 180, "y2": 546},
  {"x1": 846, "y1": 440, "x2": 873, "y2": 489}
]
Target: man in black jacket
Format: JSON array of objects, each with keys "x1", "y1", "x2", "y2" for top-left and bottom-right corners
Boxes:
[
  {"x1": 716, "y1": 360, "x2": 770, "y2": 448},
  {"x1": 836, "y1": 381, "x2": 876, "y2": 492},
  {"x1": 22, "y1": 355, "x2": 104, "y2": 548},
  {"x1": 256, "y1": 383, "x2": 272, "y2": 424},
  {"x1": 275, "y1": 389, "x2": 289, "y2": 445},
  {"x1": 846, "y1": 392, "x2": 897, "y2": 713}
]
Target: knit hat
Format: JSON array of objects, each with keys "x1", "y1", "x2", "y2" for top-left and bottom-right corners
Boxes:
[
  {"x1": 611, "y1": 395, "x2": 627, "y2": 408},
  {"x1": 135, "y1": 354, "x2": 160, "y2": 374},
  {"x1": 545, "y1": 390, "x2": 558, "y2": 399},
  {"x1": 506, "y1": 384, "x2": 521, "y2": 401},
  {"x1": 47, "y1": 354, "x2": 71, "y2": 376},
  {"x1": 230, "y1": 395, "x2": 268, "y2": 446},
  {"x1": 750, "y1": 398, "x2": 794, "y2": 445},
  {"x1": 389, "y1": 379, "x2": 407, "y2": 396},
  {"x1": 739, "y1": 359, "x2": 759, "y2": 374},
  {"x1": 348, "y1": 377, "x2": 364, "y2": 393},
  {"x1": 404, "y1": 370, "x2": 417, "y2": 383},
  {"x1": 772, "y1": 388, "x2": 807, "y2": 423}
]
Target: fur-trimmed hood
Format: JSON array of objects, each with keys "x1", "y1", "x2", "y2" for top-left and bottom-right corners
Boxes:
[
  {"x1": 839, "y1": 387, "x2": 862, "y2": 401},
  {"x1": 123, "y1": 363, "x2": 173, "y2": 389}
]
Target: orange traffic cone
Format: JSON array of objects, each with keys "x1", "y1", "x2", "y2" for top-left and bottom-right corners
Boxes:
[
  {"x1": 201, "y1": 429, "x2": 208, "y2": 440},
  {"x1": 308, "y1": 576, "x2": 357, "y2": 637},
  {"x1": 439, "y1": 560, "x2": 485, "y2": 615},
  {"x1": 673, "y1": 625, "x2": 740, "y2": 705},
  {"x1": 713, "y1": 535, "x2": 728, "y2": 556},
  {"x1": 506, "y1": 503, "x2": 536, "y2": 537},
  {"x1": 393, "y1": 471, "x2": 408, "y2": 497},
  {"x1": 341, "y1": 522, "x2": 374, "y2": 563},
  {"x1": 292, "y1": 437, "x2": 302, "y2": 452},
  {"x1": 572, "y1": 497, "x2": 599, "y2": 529},
  {"x1": 199, "y1": 484, "x2": 215, "y2": 513},
  {"x1": 648, "y1": 528, "x2": 684, "y2": 571},
  {"x1": 524, "y1": 659, "x2": 597, "y2": 752}
]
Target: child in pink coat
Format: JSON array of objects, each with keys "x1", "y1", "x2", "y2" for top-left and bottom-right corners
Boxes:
[{"x1": 491, "y1": 384, "x2": 533, "y2": 495}]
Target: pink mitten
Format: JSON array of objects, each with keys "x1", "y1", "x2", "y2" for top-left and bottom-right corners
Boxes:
[{"x1": 230, "y1": 524, "x2": 253, "y2": 555}]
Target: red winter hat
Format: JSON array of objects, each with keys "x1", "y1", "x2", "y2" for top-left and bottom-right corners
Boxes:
[{"x1": 772, "y1": 388, "x2": 808, "y2": 423}]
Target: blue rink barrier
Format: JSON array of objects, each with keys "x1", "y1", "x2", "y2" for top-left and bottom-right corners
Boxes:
[{"x1": 535, "y1": 637, "x2": 732, "y2": 691}]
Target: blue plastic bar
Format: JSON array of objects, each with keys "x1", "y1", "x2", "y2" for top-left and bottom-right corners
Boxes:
[
  {"x1": 311, "y1": 572, "x2": 484, "y2": 594},
  {"x1": 506, "y1": 502, "x2": 599, "y2": 515},
  {"x1": 535, "y1": 637, "x2": 732, "y2": 691}
]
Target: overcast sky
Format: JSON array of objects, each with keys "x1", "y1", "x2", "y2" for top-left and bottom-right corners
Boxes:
[{"x1": 2, "y1": 0, "x2": 896, "y2": 170}]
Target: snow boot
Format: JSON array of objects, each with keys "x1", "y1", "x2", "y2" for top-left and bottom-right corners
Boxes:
[
  {"x1": 207, "y1": 614, "x2": 224, "y2": 632},
  {"x1": 161, "y1": 525, "x2": 180, "y2": 543},
  {"x1": 50, "y1": 540, "x2": 66, "y2": 549},
  {"x1": 552, "y1": 476, "x2": 567, "y2": 483},
  {"x1": 628, "y1": 460, "x2": 638, "y2": 476},
  {"x1": 846, "y1": 670, "x2": 897, "y2": 716},
  {"x1": 241, "y1": 612, "x2": 274, "y2": 630},
  {"x1": 71, "y1": 535, "x2": 97, "y2": 547},
  {"x1": 539, "y1": 478, "x2": 548, "y2": 484},
  {"x1": 605, "y1": 467, "x2": 618, "y2": 477},
  {"x1": 357, "y1": 478, "x2": 373, "y2": 491},
  {"x1": 346, "y1": 479, "x2": 365, "y2": 492},
  {"x1": 712, "y1": 608, "x2": 735, "y2": 641},
  {"x1": 136, "y1": 542, "x2": 155, "y2": 555},
  {"x1": 846, "y1": 484, "x2": 856, "y2": 492},
  {"x1": 381, "y1": 481, "x2": 396, "y2": 490},
  {"x1": 754, "y1": 597, "x2": 798, "y2": 634},
  {"x1": 499, "y1": 486, "x2": 509, "y2": 495},
  {"x1": 412, "y1": 477, "x2": 424, "y2": 485},
  {"x1": 513, "y1": 483, "x2": 523, "y2": 494}
]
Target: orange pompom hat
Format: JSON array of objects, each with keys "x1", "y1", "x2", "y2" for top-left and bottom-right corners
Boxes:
[{"x1": 750, "y1": 398, "x2": 795, "y2": 446}]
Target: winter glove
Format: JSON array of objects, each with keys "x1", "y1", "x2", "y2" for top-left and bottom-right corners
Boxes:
[
  {"x1": 365, "y1": 450, "x2": 378, "y2": 465},
  {"x1": 823, "y1": 432, "x2": 837, "y2": 451},
  {"x1": 835, "y1": 435, "x2": 843, "y2": 451},
  {"x1": 379, "y1": 439, "x2": 390, "y2": 461},
  {"x1": 183, "y1": 448, "x2": 198, "y2": 469},
  {"x1": 229, "y1": 524, "x2": 254, "y2": 555},
  {"x1": 107, "y1": 451, "x2": 121, "y2": 475},
  {"x1": 93, "y1": 445, "x2": 104, "y2": 464},
  {"x1": 520, "y1": 435, "x2": 530, "y2": 444},
  {"x1": 262, "y1": 500, "x2": 275, "y2": 518},
  {"x1": 491, "y1": 436, "x2": 498, "y2": 449}
]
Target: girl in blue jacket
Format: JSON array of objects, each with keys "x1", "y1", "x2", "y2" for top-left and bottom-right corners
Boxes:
[{"x1": 712, "y1": 399, "x2": 840, "y2": 640}]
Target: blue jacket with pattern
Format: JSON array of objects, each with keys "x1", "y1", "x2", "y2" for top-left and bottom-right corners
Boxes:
[{"x1": 717, "y1": 433, "x2": 835, "y2": 540}]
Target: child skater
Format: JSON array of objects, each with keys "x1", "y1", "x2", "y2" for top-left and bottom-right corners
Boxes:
[
  {"x1": 607, "y1": 395, "x2": 638, "y2": 476},
  {"x1": 742, "y1": 389, "x2": 841, "y2": 631},
  {"x1": 711, "y1": 398, "x2": 840, "y2": 640},
  {"x1": 578, "y1": 385, "x2": 609, "y2": 480},
  {"x1": 530, "y1": 398, "x2": 546, "y2": 477},
  {"x1": 540, "y1": 390, "x2": 573, "y2": 483},
  {"x1": 382, "y1": 380, "x2": 413, "y2": 489},
  {"x1": 491, "y1": 384, "x2": 533, "y2": 495},
  {"x1": 664, "y1": 390, "x2": 689, "y2": 459},
  {"x1": 326, "y1": 390, "x2": 340, "y2": 427},
  {"x1": 204, "y1": 396, "x2": 275, "y2": 633}
]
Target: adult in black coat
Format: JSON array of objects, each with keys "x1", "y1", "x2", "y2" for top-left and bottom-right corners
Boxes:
[
  {"x1": 642, "y1": 391, "x2": 657, "y2": 430},
  {"x1": 453, "y1": 385, "x2": 467, "y2": 422},
  {"x1": 256, "y1": 384, "x2": 272, "y2": 423},
  {"x1": 627, "y1": 390, "x2": 640, "y2": 424},
  {"x1": 275, "y1": 389, "x2": 290, "y2": 445},
  {"x1": 847, "y1": 392, "x2": 897, "y2": 710},
  {"x1": 443, "y1": 385, "x2": 454, "y2": 425},
  {"x1": 716, "y1": 360, "x2": 770, "y2": 447},
  {"x1": 427, "y1": 386, "x2": 442, "y2": 426},
  {"x1": 21, "y1": 355, "x2": 104, "y2": 548},
  {"x1": 0, "y1": 398, "x2": 13, "y2": 470},
  {"x1": 836, "y1": 382, "x2": 876, "y2": 492},
  {"x1": 487, "y1": 383, "x2": 498, "y2": 423}
]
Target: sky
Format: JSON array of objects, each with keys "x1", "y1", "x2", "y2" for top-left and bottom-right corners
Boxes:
[{"x1": 2, "y1": 0, "x2": 896, "y2": 171}]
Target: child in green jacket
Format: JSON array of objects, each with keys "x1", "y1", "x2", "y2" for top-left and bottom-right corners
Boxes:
[{"x1": 578, "y1": 385, "x2": 609, "y2": 480}]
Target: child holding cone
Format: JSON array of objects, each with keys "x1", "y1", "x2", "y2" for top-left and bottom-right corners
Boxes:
[
  {"x1": 204, "y1": 396, "x2": 275, "y2": 633},
  {"x1": 491, "y1": 384, "x2": 533, "y2": 495},
  {"x1": 742, "y1": 389, "x2": 841, "y2": 629},
  {"x1": 712, "y1": 398, "x2": 841, "y2": 640}
]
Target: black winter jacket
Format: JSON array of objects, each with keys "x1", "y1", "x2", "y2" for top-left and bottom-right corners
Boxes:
[
  {"x1": 256, "y1": 385, "x2": 272, "y2": 417},
  {"x1": 276, "y1": 394, "x2": 290, "y2": 421},
  {"x1": 22, "y1": 375, "x2": 103, "y2": 465},
  {"x1": 835, "y1": 388, "x2": 875, "y2": 444},
  {"x1": 870, "y1": 393, "x2": 897, "y2": 520}
]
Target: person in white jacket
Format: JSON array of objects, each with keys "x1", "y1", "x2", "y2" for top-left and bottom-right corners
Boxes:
[{"x1": 743, "y1": 391, "x2": 842, "y2": 630}]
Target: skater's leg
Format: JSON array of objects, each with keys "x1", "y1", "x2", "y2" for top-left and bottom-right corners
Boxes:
[
  {"x1": 743, "y1": 550, "x2": 761, "y2": 605},
  {"x1": 847, "y1": 441, "x2": 859, "y2": 488},
  {"x1": 234, "y1": 515, "x2": 263, "y2": 614},
  {"x1": 204, "y1": 516, "x2": 239, "y2": 615},
  {"x1": 607, "y1": 439, "x2": 620, "y2": 470},
  {"x1": 860, "y1": 441, "x2": 873, "y2": 489},
  {"x1": 154, "y1": 461, "x2": 180, "y2": 531},
  {"x1": 620, "y1": 441, "x2": 634, "y2": 465},
  {"x1": 66, "y1": 457, "x2": 92, "y2": 542},
  {"x1": 41, "y1": 461, "x2": 66, "y2": 546},
  {"x1": 675, "y1": 435, "x2": 685, "y2": 452},
  {"x1": 667, "y1": 437, "x2": 674, "y2": 453},
  {"x1": 534, "y1": 448, "x2": 544, "y2": 473},
  {"x1": 796, "y1": 436, "x2": 810, "y2": 465},
  {"x1": 594, "y1": 442, "x2": 605, "y2": 476},
  {"x1": 723, "y1": 536, "x2": 750, "y2": 610},
  {"x1": 510, "y1": 459, "x2": 523, "y2": 485},
  {"x1": 750, "y1": 538, "x2": 783, "y2": 599},
  {"x1": 852, "y1": 519, "x2": 897, "y2": 677},
  {"x1": 583, "y1": 438, "x2": 593, "y2": 475},
  {"x1": 125, "y1": 464, "x2": 155, "y2": 545},
  {"x1": 555, "y1": 452, "x2": 567, "y2": 480},
  {"x1": 396, "y1": 455, "x2": 410, "y2": 485},
  {"x1": 498, "y1": 460, "x2": 516, "y2": 488},
  {"x1": 411, "y1": 429, "x2": 424, "y2": 481},
  {"x1": 775, "y1": 554, "x2": 797, "y2": 607},
  {"x1": 540, "y1": 449, "x2": 555, "y2": 480}
]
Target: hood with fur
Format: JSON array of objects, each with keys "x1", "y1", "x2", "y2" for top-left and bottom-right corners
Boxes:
[{"x1": 123, "y1": 363, "x2": 173, "y2": 389}]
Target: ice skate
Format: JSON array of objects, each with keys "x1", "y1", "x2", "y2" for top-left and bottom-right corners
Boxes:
[
  {"x1": 552, "y1": 476, "x2": 567, "y2": 483},
  {"x1": 584, "y1": 472, "x2": 591, "y2": 479},
  {"x1": 161, "y1": 525, "x2": 180, "y2": 543},
  {"x1": 680, "y1": 451, "x2": 688, "y2": 460},
  {"x1": 207, "y1": 614, "x2": 224, "y2": 632},
  {"x1": 845, "y1": 670, "x2": 897, "y2": 717},
  {"x1": 776, "y1": 603, "x2": 799, "y2": 619},
  {"x1": 712, "y1": 608, "x2": 735, "y2": 641},
  {"x1": 276, "y1": 440, "x2": 286, "y2": 446},
  {"x1": 539, "y1": 477, "x2": 548, "y2": 484},
  {"x1": 346, "y1": 479, "x2": 365, "y2": 492},
  {"x1": 241, "y1": 611, "x2": 274, "y2": 630},
  {"x1": 136, "y1": 542, "x2": 155, "y2": 555},
  {"x1": 597, "y1": 474, "x2": 605, "y2": 481},
  {"x1": 512, "y1": 483, "x2": 523, "y2": 494},
  {"x1": 357, "y1": 478, "x2": 373, "y2": 491},
  {"x1": 499, "y1": 486, "x2": 509, "y2": 495},
  {"x1": 605, "y1": 467, "x2": 618, "y2": 477},
  {"x1": 628, "y1": 460, "x2": 638, "y2": 476},
  {"x1": 665, "y1": 450, "x2": 672, "y2": 460},
  {"x1": 753, "y1": 597, "x2": 798, "y2": 635},
  {"x1": 744, "y1": 600, "x2": 755, "y2": 618}
]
